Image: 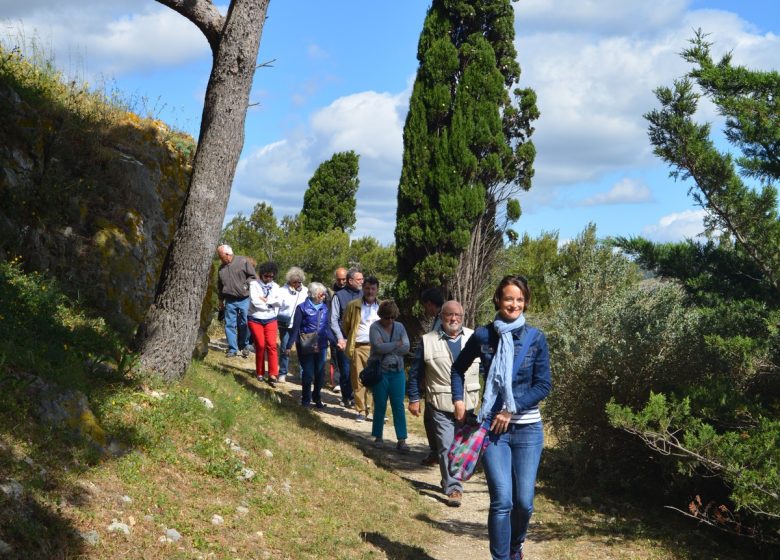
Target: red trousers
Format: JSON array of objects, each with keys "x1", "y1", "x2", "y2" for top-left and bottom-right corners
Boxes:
[{"x1": 247, "y1": 319, "x2": 279, "y2": 378}]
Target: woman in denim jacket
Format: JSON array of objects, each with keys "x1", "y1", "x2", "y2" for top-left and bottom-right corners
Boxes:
[{"x1": 451, "y1": 275, "x2": 551, "y2": 560}]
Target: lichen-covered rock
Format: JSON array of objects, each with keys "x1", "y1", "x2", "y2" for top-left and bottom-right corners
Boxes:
[
  {"x1": 0, "y1": 51, "x2": 213, "y2": 349},
  {"x1": 18, "y1": 370, "x2": 125, "y2": 458}
]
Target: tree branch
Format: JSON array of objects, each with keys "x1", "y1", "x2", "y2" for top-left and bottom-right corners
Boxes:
[{"x1": 155, "y1": 0, "x2": 225, "y2": 53}]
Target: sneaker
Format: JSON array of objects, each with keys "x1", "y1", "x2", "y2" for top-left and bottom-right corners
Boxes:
[
  {"x1": 301, "y1": 402, "x2": 313, "y2": 409},
  {"x1": 277, "y1": 375, "x2": 286, "y2": 384},
  {"x1": 332, "y1": 385, "x2": 341, "y2": 394},
  {"x1": 421, "y1": 453, "x2": 439, "y2": 466},
  {"x1": 355, "y1": 414, "x2": 366, "y2": 423},
  {"x1": 315, "y1": 402, "x2": 327, "y2": 409},
  {"x1": 446, "y1": 490, "x2": 463, "y2": 507},
  {"x1": 374, "y1": 438, "x2": 384, "y2": 448},
  {"x1": 267, "y1": 377, "x2": 277, "y2": 388},
  {"x1": 342, "y1": 399, "x2": 354, "y2": 409},
  {"x1": 510, "y1": 546, "x2": 524, "y2": 560},
  {"x1": 240, "y1": 348, "x2": 250, "y2": 358},
  {"x1": 244, "y1": 344, "x2": 255, "y2": 354},
  {"x1": 225, "y1": 351, "x2": 238, "y2": 358},
  {"x1": 396, "y1": 440, "x2": 410, "y2": 454}
]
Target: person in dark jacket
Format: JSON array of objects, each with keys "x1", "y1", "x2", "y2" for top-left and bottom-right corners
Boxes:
[
  {"x1": 451, "y1": 275, "x2": 551, "y2": 560},
  {"x1": 216, "y1": 244, "x2": 256, "y2": 358},
  {"x1": 286, "y1": 282, "x2": 335, "y2": 408}
]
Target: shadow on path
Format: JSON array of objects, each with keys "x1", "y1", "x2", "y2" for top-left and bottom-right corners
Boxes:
[{"x1": 361, "y1": 531, "x2": 436, "y2": 560}]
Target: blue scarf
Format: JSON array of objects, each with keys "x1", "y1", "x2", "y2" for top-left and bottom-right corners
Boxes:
[{"x1": 478, "y1": 313, "x2": 526, "y2": 422}]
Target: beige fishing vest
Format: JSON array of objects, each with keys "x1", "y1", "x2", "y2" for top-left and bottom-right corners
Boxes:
[{"x1": 422, "y1": 328, "x2": 481, "y2": 412}]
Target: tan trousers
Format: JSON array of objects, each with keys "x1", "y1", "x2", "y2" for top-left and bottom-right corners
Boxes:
[{"x1": 350, "y1": 344, "x2": 373, "y2": 415}]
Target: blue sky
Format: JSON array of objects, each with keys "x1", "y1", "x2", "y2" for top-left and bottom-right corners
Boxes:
[{"x1": 2, "y1": 0, "x2": 778, "y2": 245}]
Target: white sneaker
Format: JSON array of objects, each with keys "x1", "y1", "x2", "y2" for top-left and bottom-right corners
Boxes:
[
  {"x1": 333, "y1": 385, "x2": 341, "y2": 393},
  {"x1": 278, "y1": 375, "x2": 286, "y2": 383}
]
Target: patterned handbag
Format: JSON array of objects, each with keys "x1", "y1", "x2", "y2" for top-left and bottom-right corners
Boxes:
[{"x1": 447, "y1": 419, "x2": 490, "y2": 481}]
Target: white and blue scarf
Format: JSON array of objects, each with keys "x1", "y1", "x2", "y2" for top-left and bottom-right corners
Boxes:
[{"x1": 478, "y1": 313, "x2": 525, "y2": 422}]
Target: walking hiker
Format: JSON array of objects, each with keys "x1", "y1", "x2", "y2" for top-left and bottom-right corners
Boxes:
[
  {"x1": 451, "y1": 275, "x2": 552, "y2": 560},
  {"x1": 368, "y1": 300, "x2": 410, "y2": 453},
  {"x1": 217, "y1": 244, "x2": 256, "y2": 358},
  {"x1": 247, "y1": 262, "x2": 281, "y2": 385},
  {"x1": 408, "y1": 300, "x2": 480, "y2": 507},
  {"x1": 278, "y1": 267, "x2": 308, "y2": 383},
  {"x1": 285, "y1": 282, "x2": 334, "y2": 408}
]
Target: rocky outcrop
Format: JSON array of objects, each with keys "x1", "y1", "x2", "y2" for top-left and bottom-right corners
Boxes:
[{"x1": 0, "y1": 54, "x2": 205, "y2": 345}]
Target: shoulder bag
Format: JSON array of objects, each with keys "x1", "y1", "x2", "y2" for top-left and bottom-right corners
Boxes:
[
  {"x1": 298, "y1": 307, "x2": 322, "y2": 355},
  {"x1": 359, "y1": 323, "x2": 395, "y2": 387}
]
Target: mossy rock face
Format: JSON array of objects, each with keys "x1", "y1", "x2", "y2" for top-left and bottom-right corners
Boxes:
[{"x1": 0, "y1": 69, "x2": 200, "y2": 342}]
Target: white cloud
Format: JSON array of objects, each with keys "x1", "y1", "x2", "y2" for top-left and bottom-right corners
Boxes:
[
  {"x1": 307, "y1": 43, "x2": 328, "y2": 60},
  {"x1": 230, "y1": 89, "x2": 409, "y2": 243},
  {"x1": 579, "y1": 177, "x2": 653, "y2": 206},
  {"x1": 514, "y1": 3, "x2": 780, "y2": 214},
  {"x1": 517, "y1": 0, "x2": 688, "y2": 34},
  {"x1": 2, "y1": 3, "x2": 209, "y2": 78},
  {"x1": 641, "y1": 209, "x2": 707, "y2": 242}
]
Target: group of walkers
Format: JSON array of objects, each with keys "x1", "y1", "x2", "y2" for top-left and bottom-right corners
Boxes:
[{"x1": 216, "y1": 244, "x2": 552, "y2": 560}]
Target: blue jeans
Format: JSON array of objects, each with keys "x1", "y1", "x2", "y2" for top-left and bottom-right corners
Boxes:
[
  {"x1": 299, "y1": 347, "x2": 327, "y2": 405},
  {"x1": 370, "y1": 370, "x2": 407, "y2": 440},
  {"x1": 224, "y1": 297, "x2": 250, "y2": 353},
  {"x1": 278, "y1": 324, "x2": 292, "y2": 376},
  {"x1": 335, "y1": 347, "x2": 353, "y2": 402},
  {"x1": 482, "y1": 422, "x2": 544, "y2": 560}
]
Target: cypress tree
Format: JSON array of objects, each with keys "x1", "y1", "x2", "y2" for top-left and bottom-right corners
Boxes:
[
  {"x1": 302, "y1": 150, "x2": 360, "y2": 233},
  {"x1": 395, "y1": 0, "x2": 538, "y2": 327}
]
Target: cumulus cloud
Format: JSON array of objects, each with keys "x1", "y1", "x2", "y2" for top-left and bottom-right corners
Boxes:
[
  {"x1": 578, "y1": 178, "x2": 653, "y2": 206},
  {"x1": 1, "y1": 2, "x2": 210, "y2": 77},
  {"x1": 641, "y1": 209, "x2": 707, "y2": 242},
  {"x1": 515, "y1": 4, "x2": 780, "y2": 197},
  {"x1": 230, "y1": 89, "x2": 409, "y2": 243}
]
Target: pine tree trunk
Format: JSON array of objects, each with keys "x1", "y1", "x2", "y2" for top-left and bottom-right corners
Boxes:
[{"x1": 134, "y1": 0, "x2": 270, "y2": 380}]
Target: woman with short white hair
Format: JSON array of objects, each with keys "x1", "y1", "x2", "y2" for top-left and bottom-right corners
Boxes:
[
  {"x1": 277, "y1": 267, "x2": 308, "y2": 382},
  {"x1": 285, "y1": 282, "x2": 335, "y2": 408}
]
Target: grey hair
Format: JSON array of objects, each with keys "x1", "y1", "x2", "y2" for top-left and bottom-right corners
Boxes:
[
  {"x1": 308, "y1": 282, "x2": 327, "y2": 300},
  {"x1": 346, "y1": 266, "x2": 362, "y2": 280},
  {"x1": 285, "y1": 266, "x2": 305, "y2": 284}
]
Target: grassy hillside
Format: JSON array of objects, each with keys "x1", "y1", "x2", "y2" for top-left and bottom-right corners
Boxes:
[{"x1": 0, "y1": 261, "x2": 438, "y2": 559}]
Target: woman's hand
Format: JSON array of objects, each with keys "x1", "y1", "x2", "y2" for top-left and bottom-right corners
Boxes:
[
  {"x1": 490, "y1": 411, "x2": 512, "y2": 434},
  {"x1": 453, "y1": 401, "x2": 465, "y2": 422}
]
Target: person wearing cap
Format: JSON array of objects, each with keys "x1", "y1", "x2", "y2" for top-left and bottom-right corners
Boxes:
[{"x1": 217, "y1": 244, "x2": 256, "y2": 358}]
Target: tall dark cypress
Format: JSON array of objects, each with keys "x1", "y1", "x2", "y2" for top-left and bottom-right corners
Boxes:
[{"x1": 395, "y1": 0, "x2": 538, "y2": 328}]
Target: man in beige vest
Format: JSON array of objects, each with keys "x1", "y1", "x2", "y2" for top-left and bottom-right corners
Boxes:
[{"x1": 407, "y1": 300, "x2": 480, "y2": 507}]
